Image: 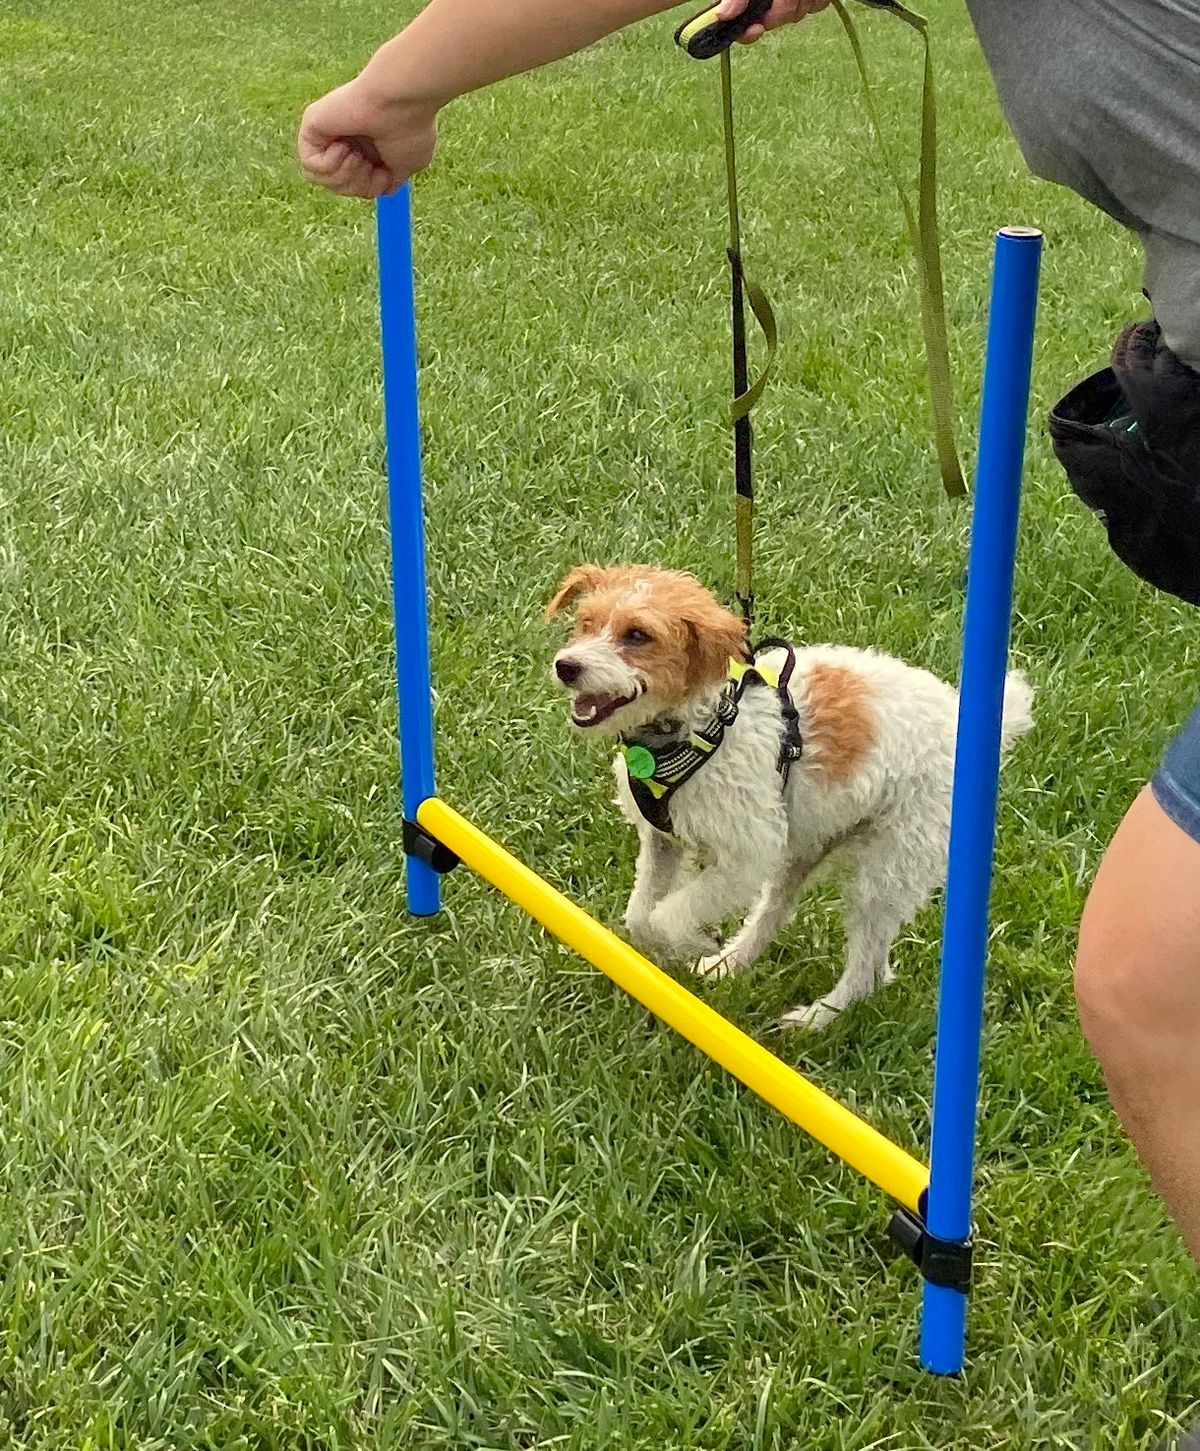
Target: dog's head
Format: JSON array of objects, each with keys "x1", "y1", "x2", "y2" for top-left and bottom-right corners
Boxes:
[{"x1": 546, "y1": 564, "x2": 749, "y2": 735}]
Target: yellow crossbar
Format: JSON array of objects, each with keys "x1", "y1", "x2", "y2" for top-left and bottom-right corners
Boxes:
[{"x1": 417, "y1": 798, "x2": 928, "y2": 1212}]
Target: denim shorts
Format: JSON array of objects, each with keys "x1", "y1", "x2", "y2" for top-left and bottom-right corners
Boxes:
[{"x1": 1152, "y1": 703, "x2": 1200, "y2": 843}]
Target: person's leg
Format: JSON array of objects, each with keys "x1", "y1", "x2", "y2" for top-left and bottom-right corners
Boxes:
[
  {"x1": 1075, "y1": 708, "x2": 1200, "y2": 1258},
  {"x1": 1141, "y1": 230, "x2": 1200, "y2": 373}
]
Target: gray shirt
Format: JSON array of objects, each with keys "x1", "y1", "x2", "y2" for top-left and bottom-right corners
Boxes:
[{"x1": 966, "y1": 0, "x2": 1200, "y2": 362}]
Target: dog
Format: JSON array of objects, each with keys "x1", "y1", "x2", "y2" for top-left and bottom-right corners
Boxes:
[{"x1": 548, "y1": 564, "x2": 1034, "y2": 1030}]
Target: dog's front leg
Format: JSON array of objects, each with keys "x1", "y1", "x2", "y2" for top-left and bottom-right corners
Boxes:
[
  {"x1": 624, "y1": 829, "x2": 685, "y2": 951},
  {"x1": 646, "y1": 863, "x2": 759, "y2": 962},
  {"x1": 695, "y1": 856, "x2": 816, "y2": 979}
]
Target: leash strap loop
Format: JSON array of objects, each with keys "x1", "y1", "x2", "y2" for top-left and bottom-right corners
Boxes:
[
  {"x1": 690, "y1": 0, "x2": 963, "y2": 640},
  {"x1": 732, "y1": 268, "x2": 778, "y2": 423}
]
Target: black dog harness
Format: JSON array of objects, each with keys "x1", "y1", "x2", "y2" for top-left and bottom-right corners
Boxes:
[{"x1": 620, "y1": 638, "x2": 803, "y2": 836}]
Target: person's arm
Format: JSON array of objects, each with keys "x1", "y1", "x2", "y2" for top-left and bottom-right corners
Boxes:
[{"x1": 297, "y1": 0, "x2": 828, "y2": 198}]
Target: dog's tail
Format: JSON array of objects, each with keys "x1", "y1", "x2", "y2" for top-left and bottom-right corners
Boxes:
[{"x1": 1000, "y1": 669, "x2": 1035, "y2": 749}]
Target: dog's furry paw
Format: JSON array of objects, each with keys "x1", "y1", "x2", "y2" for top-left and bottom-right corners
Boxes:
[
  {"x1": 623, "y1": 913, "x2": 658, "y2": 956},
  {"x1": 693, "y1": 950, "x2": 738, "y2": 979},
  {"x1": 778, "y1": 999, "x2": 840, "y2": 1032},
  {"x1": 646, "y1": 911, "x2": 720, "y2": 962},
  {"x1": 661, "y1": 934, "x2": 721, "y2": 963}
]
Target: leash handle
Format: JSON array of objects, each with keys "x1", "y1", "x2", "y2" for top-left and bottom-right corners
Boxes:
[{"x1": 675, "y1": 0, "x2": 773, "y2": 60}]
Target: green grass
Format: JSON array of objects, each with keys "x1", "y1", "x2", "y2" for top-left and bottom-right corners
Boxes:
[{"x1": 2, "y1": 0, "x2": 1199, "y2": 1445}]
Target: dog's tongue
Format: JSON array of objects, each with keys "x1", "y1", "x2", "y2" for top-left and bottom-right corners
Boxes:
[
  {"x1": 573, "y1": 693, "x2": 610, "y2": 724},
  {"x1": 572, "y1": 688, "x2": 638, "y2": 727}
]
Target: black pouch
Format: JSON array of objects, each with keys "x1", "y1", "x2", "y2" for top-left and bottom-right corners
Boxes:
[{"x1": 1048, "y1": 319, "x2": 1200, "y2": 607}]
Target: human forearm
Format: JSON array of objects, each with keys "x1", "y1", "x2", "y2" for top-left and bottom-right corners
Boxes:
[
  {"x1": 297, "y1": 0, "x2": 825, "y2": 197},
  {"x1": 357, "y1": 0, "x2": 679, "y2": 111}
]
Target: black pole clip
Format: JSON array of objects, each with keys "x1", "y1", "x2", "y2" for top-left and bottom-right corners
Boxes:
[
  {"x1": 886, "y1": 1205, "x2": 973, "y2": 1294},
  {"x1": 403, "y1": 819, "x2": 460, "y2": 875}
]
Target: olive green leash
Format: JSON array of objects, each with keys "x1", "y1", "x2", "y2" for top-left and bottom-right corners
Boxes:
[
  {"x1": 675, "y1": 0, "x2": 965, "y2": 626},
  {"x1": 721, "y1": 44, "x2": 779, "y2": 627},
  {"x1": 835, "y1": 0, "x2": 965, "y2": 499}
]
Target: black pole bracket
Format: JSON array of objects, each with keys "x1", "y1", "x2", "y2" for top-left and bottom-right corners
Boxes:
[
  {"x1": 886, "y1": 1205, "x2": 973, "y2": 1294},
  {"x1": 403, "y1": 819, "x2": 460, "y2": 875}
]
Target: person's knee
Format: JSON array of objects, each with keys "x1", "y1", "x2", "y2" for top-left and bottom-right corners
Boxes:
[
  {"x1": 1074, "y1": 789, "x2": 1200, "y2": 1074},
  {"x1": 1074, "y1": 889, "x2": 1149, "y2": 1061},
  {"x1": 1074, "y1": 919, "x2": 1196, "y2": 1093}
]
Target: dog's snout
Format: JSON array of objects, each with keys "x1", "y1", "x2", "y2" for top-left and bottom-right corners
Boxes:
[{"x1": 555, "y1": 657, "x2": 582, "y2": 685}]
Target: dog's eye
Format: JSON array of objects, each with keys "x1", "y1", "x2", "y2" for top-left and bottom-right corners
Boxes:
[{"x1": 623, "y1": 628, "x2": 652, "y2": 646}]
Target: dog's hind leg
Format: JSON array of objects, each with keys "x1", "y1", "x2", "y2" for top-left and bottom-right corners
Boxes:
[
  {"x1": 694, "y1": 857, "x2": 815, "y2": 979},
  {"x1": 779, "y1": 817, "x2": 943, "y2": 1031},
  {"x1": 779, "y1": 897, "x2": 904, "y2": 1032}
]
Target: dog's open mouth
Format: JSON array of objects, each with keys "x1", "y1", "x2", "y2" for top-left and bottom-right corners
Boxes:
[{"x1": 571, "y1": 689, "x2": 639, "y2": 729}]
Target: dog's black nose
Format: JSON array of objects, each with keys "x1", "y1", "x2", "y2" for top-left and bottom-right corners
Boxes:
[{"x1": 556, "y1": 658, "x2": 582, "y2": 685}]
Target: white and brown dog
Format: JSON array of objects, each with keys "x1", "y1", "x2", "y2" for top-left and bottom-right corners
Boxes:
[{"x1": 548, "y1": 564, "x2": 1034, "y2": 1030}]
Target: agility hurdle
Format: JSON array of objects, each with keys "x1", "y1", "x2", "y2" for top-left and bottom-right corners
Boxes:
[{"x1": 378, "y1": 185, "x2": 1041, "y2": 1375}]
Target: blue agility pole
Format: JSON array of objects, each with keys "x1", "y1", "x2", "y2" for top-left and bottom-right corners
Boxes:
[
  {"x1": 920, "y1": 226, "x2": 1042, "y2": 1374},
  {"x1": 378, "y1": 187, "x2": 441, "y2": 917}
]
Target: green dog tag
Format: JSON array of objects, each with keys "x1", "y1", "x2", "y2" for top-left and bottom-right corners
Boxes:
[{"x1": 624, "y1": 745, "x2": 657, "y2": 781}]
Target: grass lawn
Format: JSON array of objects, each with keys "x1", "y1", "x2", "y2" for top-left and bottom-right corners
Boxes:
[{"x1": 3, "y1": 0, "x2": 1200, "y2": 1445}]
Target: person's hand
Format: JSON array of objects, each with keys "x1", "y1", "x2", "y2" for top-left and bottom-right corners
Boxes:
[
  {"x1": 298, "y1": 80, "x2": 438, "y2": 199},
  {"x1": 715, "y1": 0, "x2": 833, "y2": 44}
]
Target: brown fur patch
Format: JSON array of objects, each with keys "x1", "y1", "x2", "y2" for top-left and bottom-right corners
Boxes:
[
  {"x1": 547, "y1": 565, "x2": 749, "y2": 706},
  {"x1": 674, "y1": 583, "x2": 749, "y2": 692},
  {"x1": 547, "y1": 564, "x2": 633, "y2": 618},
  {"x1": 802, "y1": 664, "x2": 878, "y2": 783}
]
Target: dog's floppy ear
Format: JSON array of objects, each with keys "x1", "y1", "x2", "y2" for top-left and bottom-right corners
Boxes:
[
  {"x1": 547, "y1": 564, "x2": 606, "y2": 618},
  {"x1": 683, "y1": 592, "x2": 750, "y2": 686}
]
